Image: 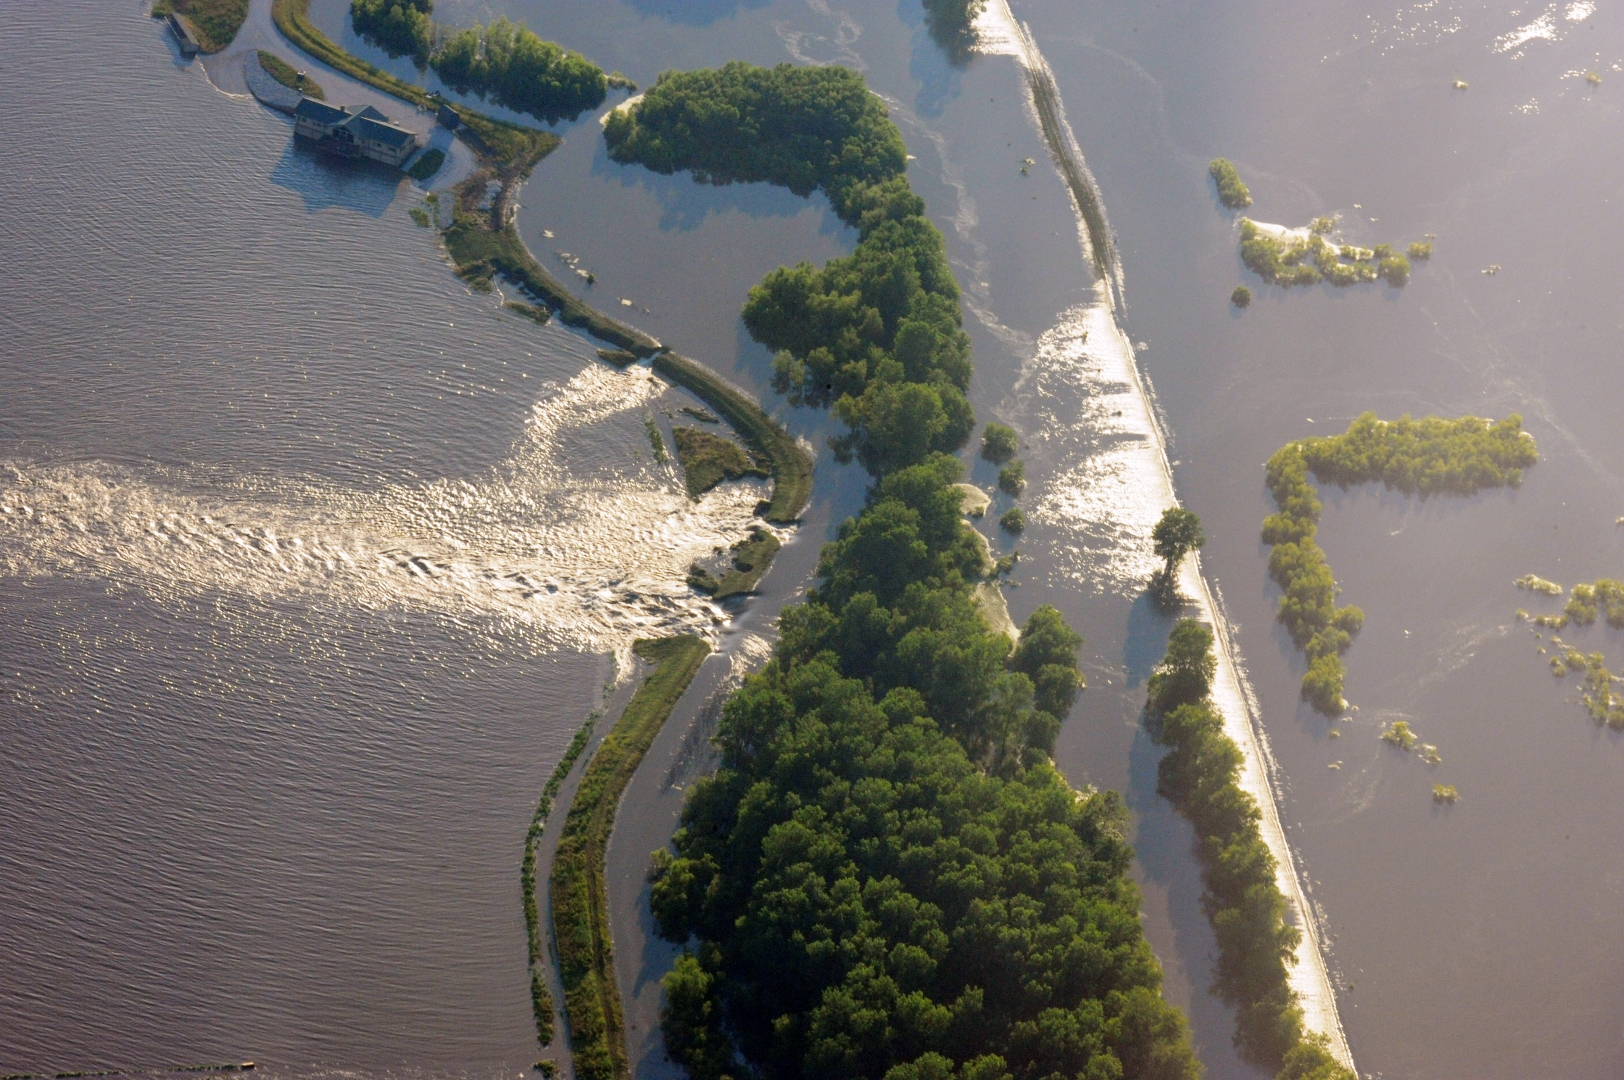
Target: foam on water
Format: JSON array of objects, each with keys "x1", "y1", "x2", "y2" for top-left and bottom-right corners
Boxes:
[{"x1": 0, "y1": 363, "x2": 775, "y2": 663}]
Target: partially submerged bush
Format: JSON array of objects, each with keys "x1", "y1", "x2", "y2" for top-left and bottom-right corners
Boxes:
[
  {"x1": 1209, "y1": 157, "x2": 1253, "y2": 208},
  {"x1": 980, "y1": 421, "x2": 1018, "y2": 464},
  {"x1": 1516, "y1": 573, "x2": 1563, "y2": 596},
  {"x1": 999, "y1": 506, "x2": 1026, "y2": 533},
  {"x1": 1380, "y1": 720, "x2": 1419, "y2": 751},
  {"x1": 1232, "y1": 284, "x2": 1252, "y2": 308},
  {"x1": 1432, "y1": 784, "x2": 1460, "y2": 804},
  {"x1": 998, "y1": 458, "x2": 1025, "y2": 496}
]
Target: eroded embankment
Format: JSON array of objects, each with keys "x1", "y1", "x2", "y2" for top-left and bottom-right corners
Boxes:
[{"x1": 973, "y1": 0, "x2": 1353, "y2": 1067}]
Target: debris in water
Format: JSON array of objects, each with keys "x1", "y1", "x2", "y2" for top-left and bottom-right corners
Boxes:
[
  {"x1": 1453, "y1": 78, "x2": 1469, "y2": 90},
  {"x1": 1433, "y1": 784, "x2": 1460, "y2": 804},
  {"x1": 1483, "y1": 264, "x2": 1502, "y2": 275}
]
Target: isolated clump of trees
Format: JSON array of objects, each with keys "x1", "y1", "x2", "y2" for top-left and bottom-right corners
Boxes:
[
  {"x1": 1263, "y1": 413, "x2": 1537, "y2": 713},
  {"x1": 607, "y1": 62, "x2": 977, "y2": 477},
  {"x1": 350, "y1": 0, "x2": 606, "y2": 122},
  {"x1": 1209, "y1": 158, "x2": 1252, "y2": 208},
  {"x1": 1144, "y1": 620, "x2": 1356, "y2": 1079}
]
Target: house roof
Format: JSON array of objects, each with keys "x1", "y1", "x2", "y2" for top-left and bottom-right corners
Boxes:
[
  {"x1": 294, "y1": 97, "x2": 349, "y2": 125},
  {"x1": 351, "y1": 116, "x2": 415, "y2": 148},
  {"x1": 293, "y1": 97, "x2": 417, "y2": 149}
]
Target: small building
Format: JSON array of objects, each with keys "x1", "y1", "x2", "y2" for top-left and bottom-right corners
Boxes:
[
  {"x1": 293, "y1": 97, "x2": 421, "y2": 168},
  {"x1": 167, "y1": 12, "x2": 200, "y2": 57}
]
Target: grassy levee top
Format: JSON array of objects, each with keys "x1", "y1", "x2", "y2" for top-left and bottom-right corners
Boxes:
[
  {"x1": 1264, "y1": 413, "x2": 1537, "y2": 714},
  {"x1": 550, "y1": 636, "x2": 712, "y2": 1080}
]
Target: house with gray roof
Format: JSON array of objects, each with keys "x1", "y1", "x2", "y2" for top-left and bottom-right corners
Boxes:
[{"x1": 293, "y1": 97, "x2": 421, "y2": 168}]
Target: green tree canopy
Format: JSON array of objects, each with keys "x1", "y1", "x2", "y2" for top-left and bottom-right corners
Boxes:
[{"x1": 1151, "y1": 508, "x2": 1205, "y2": 578}]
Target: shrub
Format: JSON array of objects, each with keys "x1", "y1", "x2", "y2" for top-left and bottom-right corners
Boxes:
[
  {"x1": 980, "y1": 422, "x2": 1018, "y2": 463},
  {"x1": 1209, "y1": 158, "x2": 1253, "y2": 209},
  {"x1": 997, "y1": 459, "x2": 1025, "y2": 496},
  {"x1": 998, "y1": 506, "x2": 1025, "y2": 532},
  {"x1": 1379, "y1": 254, "x2": 1410, "y2": 286},
  {"x1": 1232, "y1": 285, "x2": 1252, "y2": 308}
]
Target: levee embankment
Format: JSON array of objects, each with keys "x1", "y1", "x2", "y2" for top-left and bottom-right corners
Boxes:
[{"x1": 974, "y1": 0, "x2": 1353, "y2": 1068}]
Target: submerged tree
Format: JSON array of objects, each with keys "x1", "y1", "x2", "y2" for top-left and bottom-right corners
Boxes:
[{"x1": 1151, "y1": 507, "x2": 1205, "y2": 605}]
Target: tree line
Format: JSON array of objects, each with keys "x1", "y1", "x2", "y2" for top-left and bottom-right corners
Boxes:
[
  {"x1": 611, "y1": 60, "x2": 1204, "y2": 1080},
  {"x1": 1264, "y1": 413, "x2": 1538, "y2": 713},
  {"x1": 1144, "y1": 621, "x2": 1355, "y2": 1080},
  {"x1": 350, "y1": 0, "x2": 606, "y2": 123}
]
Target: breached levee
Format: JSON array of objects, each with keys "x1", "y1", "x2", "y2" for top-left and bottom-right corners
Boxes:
[{"x1": 973, "y1": 0, "x2": 1354, "y2": 1069}]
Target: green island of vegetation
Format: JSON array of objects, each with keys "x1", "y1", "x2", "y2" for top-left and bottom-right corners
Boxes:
[
  {"x1": 608, "y1": 61, "x2": 980, "y2": 476},
  {"x1": 1232, "y1": 285, "x2": 1252, "y2": 308},
  {"x1": 598, "y1": 58, "x2": 1249, "y2": 1080},
  {"x1": 980, "y1": 422, "x2": 1018, "y2": 465},
  {"x1": 349, "y1": 0, "x2": 608, "y2": 124},
  {"x1": 152, "y1": 0, "x2": 247, "y2": 53},
  {"x1": 550, "y1": 636, "x2": 712, "y2": 1080},
  {"x1": 1238, "y1": 219, "x2": 1420, "y2": 289},
  {"x1": 1208, "y1": 158, "x2": 1252, "y2": 209},
  {"x1": 672, "y1": 426, "x2": 770, "y2": 500},
  {"x1": 651, "y1": 353, "x2": 813, "y2": 524},
  {"x1": 1144, "y1": 620, "x2": 1357, "y2": 1075},
  {"x1": 257, "y1": 50, "x2": 325, "y2": 99},
  {"x1": 686, "y1": 527, "x2": 781, "y2": 600},
  {"x1": 1264, "y1": 413, "x2": 1538, "y2": 714},
  {"x1": 1516, "y1": 573, "x2": 1563, "y2": 596},
  {"x1": 1519, "y1": 579, "x2": 1624, "y2": 727}
]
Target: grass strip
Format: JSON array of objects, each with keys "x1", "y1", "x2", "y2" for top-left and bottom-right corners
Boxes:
[
  {"x1": 153, "y1": 0, "x2": 247, "y2": 53},
  {"x1": 442, "y1": 211, "x2": 662, "y2": 356},
  {"x1": 651, "y1": 354, "x2": 812, "y2": 523},
  {"x1": 271, "y1": 0, "x2": 434, "y2": 107},
  {"x1": 256, "y1": 49, "x2": 324, "y2": 99},
  {"x1": 550, "y1": 636, "x2": 712, "y2": 1080},
  {"x1": 521, "y1": 712, "x2": 602, "y2": 1048}
]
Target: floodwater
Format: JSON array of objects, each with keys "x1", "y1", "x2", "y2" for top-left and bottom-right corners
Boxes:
[{"x1": 4, "y1": 1, "x2": 1622, "y2": 1079}]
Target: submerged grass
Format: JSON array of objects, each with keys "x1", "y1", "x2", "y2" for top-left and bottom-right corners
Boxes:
[
  {"x1": 1027, "y1": 64, "x2": 1112, "y2": 279},
  {"x1": 651, "y1": 353, "x2": 812, "y2": 524},
  {"x1": 550, "y1": 637, "x2": 711, "y2": 1080},
  {"x1": 406, "y1": 148, "x2": 446, "y2": 181},
  {"x1": 671, "y1": 427, "x2": 768, "y2": 500},
  {"x1": 687, "y1": 527, "x2": 781, "y2": 599}
]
